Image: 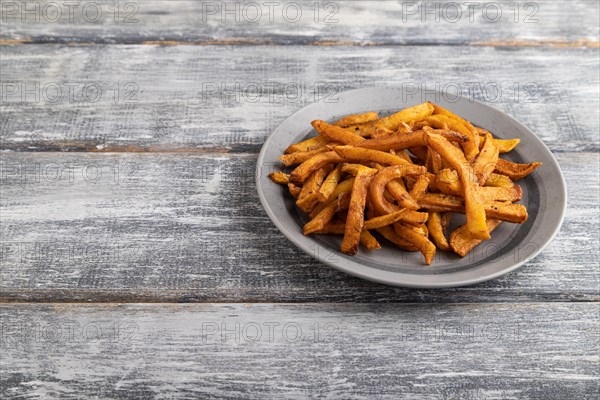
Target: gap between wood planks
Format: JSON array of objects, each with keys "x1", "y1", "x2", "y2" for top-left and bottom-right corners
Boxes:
[{"x1": 0, "y1": 38, "x2": 598, "y2": 48}]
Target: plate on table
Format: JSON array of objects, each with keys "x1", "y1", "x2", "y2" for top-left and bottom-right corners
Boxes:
[{"x1": 255, "y1": 87, "x2": 566, "y2": 288}]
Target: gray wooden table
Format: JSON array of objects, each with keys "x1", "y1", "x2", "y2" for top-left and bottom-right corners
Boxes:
[{"x1": 1, "y1": 1, "x2": 599, "y2": 398}]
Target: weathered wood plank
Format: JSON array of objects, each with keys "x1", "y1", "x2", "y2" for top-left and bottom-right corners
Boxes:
[
  {"x1": 1, "y1": 0, "x2": 598, "y2": 46},
  {"x1": 1, "y1": 44, "x2": 598, "y2": 153},
  {"x1": 1, "y1": 152, "x2": 597, "y2": 302},
  {"x1": 0, "y1": 303, "x2": 598, "y2": 399}
]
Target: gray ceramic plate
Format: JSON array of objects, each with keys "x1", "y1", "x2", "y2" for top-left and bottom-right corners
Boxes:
[{"x1": 256, "y1": 87, "x2": 566, "y2": 288}]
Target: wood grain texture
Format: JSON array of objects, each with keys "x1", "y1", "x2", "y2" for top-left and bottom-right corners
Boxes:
[
  {"x1": 1, "y1": 0, "x2": 598, "y2": 46},
  {"x1": 1, "y1": 303, "x2": 598, "y2": 399},
  {"x1": 1, "y1": 151, "x2": 597, "y2": 303},
  {"x1": 1, "y1": 45, "x2": 599, "y2": 153}
]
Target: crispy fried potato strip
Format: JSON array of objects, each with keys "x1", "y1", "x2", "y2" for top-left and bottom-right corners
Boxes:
[
  {"x1": 473, "y1": 133, "x2": 499, "y2": 185},
  {"x1": 494, "y1": 158, "x2": 542, "y2": 180},
  {"x1": 450, "y1": 219, "x2": 502, "y2": 257},
  {"x1": 341, "y1": 166, "x2": 377, "y2": 255},
  {"x1": 426, "y1": 133, "x2": 490, "y2": 240},
  {"x1": 268, "y1": 171, "x2": 290, "y2": 185},
  {"x1": 312, "y1": 120, "x2": 366, "y2": 146},
  {"x1": 427, "y1": 211, "x2": 450, "y2": 251},
  {"x1": 333, "y1": 112, "x2": 379, "y2": 127}
]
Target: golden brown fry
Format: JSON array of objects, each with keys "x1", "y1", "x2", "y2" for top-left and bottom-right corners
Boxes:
[
  {"x1": 341, "y1": 166, "x2": 377, "y2": 255},
  {"x1": 425, "y1": 114, "x2": 479, "y2": 161},
  {"x1": 346, "y1": 102, "x2": 434, "y2": 136},
  {"x1": 485, "y1": 173, "x2": 514, "y2": 188},
  {"x1": 362, "y1": 209, "x2": 407, "y2": 230},
  {"x1": 285, "y1": 135, "x2": 329, "y2": 154},
  {"x1": 376, "y1": 225, "x2": 418, "y2": 252},
  {"x1": 333, "y1": 112, "x2": 379, "y2": 127},
  {"x1": 280, "y1": 146, "x2": 329, "y2": 166},
  {"x1": 426, "y1": 133, "x2": 489, "y2": 240},
  {"x1": 387, "y1": 176, "x2": 420, "y2": 210},
  {"x1": 473, "y1": 133, "x2": 499, "y2": 185},
  {"x1": 312, "y1": 120, "x2": 366, "y2": 146},
  {"x1": 303, "y1": 199, "x2": 338, "y2": 235},
  {"x1": 369, "y1": 164, "x2": 428, "y2": 215},
  {"x1": 296, "y1": 167, "x2": 332, "y2": 213},
  {"x1": 409, "y1": 175, "x2": 430, "y2": 200},
  {"x1": 475, "y1": 128, "x2": 520, "y2": 153},
  {"x1": 435, "y1": 169, "x2": 522, "y2": 202},
  {"x1": 450, "y1": 219, "x2": 502, "y2": 257},
  {"x1": 393, "y1": 223, "x2": 436, "y2": 265},
  {"x1": 360, "y1": 230, "x2": 381, "y2": 250},
  {"x1": 317, "y1": 165, "x2": 343, "y2": 202},
  {"x1": 427, "y1": 211, "x2": 450, "y2": 251},
  {"x1": 288, "y1": 183, "x2": 301, "y2": 199},
  {"x1": 358, "y1": 129, "x2": 468, "y2": 153},
  {"x1": 290, "y1": 151, "x2": 345, "y2": 184},
  {"x1": 309, "y1": 178, "x2": 355, "y2": 218},
  {"x1": 419, "y1": 193, "x2": 528, "y2": 224},
  {"x1": 494, "y1": 158, "x2": 542, "y2": 180},
  {"x1": 333, "y1": 145, "x2": 412, "y2": 167},
  {"x1": 268, "y1": 171, "x2": 290, "y2": 185}
]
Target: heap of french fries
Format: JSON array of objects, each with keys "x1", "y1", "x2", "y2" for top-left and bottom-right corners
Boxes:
[{"x1": 269, "y1": 102, "x2": 541, "y2": 264}]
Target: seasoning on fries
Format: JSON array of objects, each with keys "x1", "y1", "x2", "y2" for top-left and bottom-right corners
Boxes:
[{"x1": 269, "y1": 102, "x2": 541, "y2": 265}]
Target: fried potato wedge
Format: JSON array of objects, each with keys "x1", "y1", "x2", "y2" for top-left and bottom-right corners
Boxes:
[
  {"x1": 393, "y1": 223, "x2": 436, "y2": 265},
  {"x1": 494, "y1": 158, "x2": 542, "y2": 180},
  {"x1": 473, "y1": 133, "x2": 499, "y2": 185},
  {"x1": 426, "y1": 133, "x2": 489, "y2": 240},
  {"x1": 427, "y1": 211, "x2": 451, "y2": 251},
  {"x1": 450, "y1": 219, "x2": 502, "y2": 257},
  {"x1": 376, "y1": 225, "x2": 418, "y2": 252},
  {"x1": 485, "y1": 173, "x2": 514, "y2": 188},
  {"x1": 268, "y1": 171, "x2": 290, "y2": 185}
]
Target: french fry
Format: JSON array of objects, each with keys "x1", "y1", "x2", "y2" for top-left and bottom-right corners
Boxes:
[
  {"x1": 419, "y1": 193, "x2": 528, "y2": 224},
  {"x1": 268, "y1": 171, "x2": 290, "y2": 185},
  {"x1": 473, "y1": 133, "x2": 499, "y2": 185},
  {"x1": 409, "y1": 175, "x2": 430, "y2": 200},
  {"x1": 427, "y1": 211, "x2": 450, "y2": 251},
  {"x1": 309, "y1": 178, "x2": 355, "y2": 218},
  {"x1": 494, "y1": 158, "x2": 542, "y2": 180},
  {"x1": 285, "y1": 135, "x2": 329, "y2": 154},
  {"x1": 424, "y1": 114, "x2": 479, "y2": 161},
  {"x1": 376, "y1": 225, "x2": 418, "y2": 252},
  {"x1": 290, "y1": 151, "x2": 345, "y2": 184},
  {"x1": 303, "y1": 199, "x2": 339, "y2": 235},
  {"x1": 369, "y1": 165, "x2": 428, "y2": 215},
  {"x1": 435, "y1": 170, "x2": 522, "y2": 202},
  {"x1": 346, "y1": 102, "x2": 435, "y2": 136},
  {"x1": 280, "y1": 146, "x2": 329, "y2": 166},
  {"x1": 288, "y1": 183, "x2": 301, "y2": 199},
  {"x1": 393, "y1": 223, "x2": 436, "y2": 265},
  {"x1": 341, "y1": 166, "x2": 377, "y2": 255},
  {"x1": 333, "y1": 145, "x2": 412, "y2": 167},
  {"x1": 475, "y1": 128, "x2": 520, "y2": 153},
  {"x1": 426, "y1": 133, "x2": 490, "y2": 240},
  {"x1": 312, "y1": 120, "x2": 366, "y2": 146},
  {"x1": 363, "y1": 209, "x2": 407, "y2": 229},
  {"x1": 360, "y1": 230, "x2": 381, "y2": 250},
  {"x1": 486, "y1": 173, "x2": 514, "y2": 188},
  {"x1": 332, "y1": 112, "x2": 379, "y2": 127},
  {"x1": 450, "y1": 219, "x2": 502, "y2": 257},
  {"x1": 317, "y1": 165, "x2": 343, "y2": 202}
]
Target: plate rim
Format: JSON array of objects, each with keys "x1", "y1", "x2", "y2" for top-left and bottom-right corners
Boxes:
[{"x1": 255, "y1": 87, "x2": 567, "y2": 288}]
